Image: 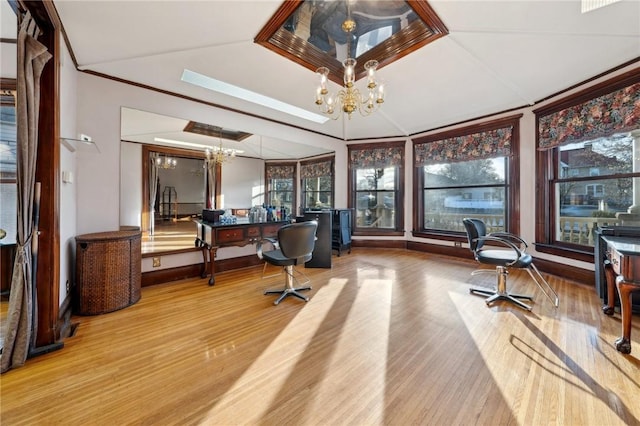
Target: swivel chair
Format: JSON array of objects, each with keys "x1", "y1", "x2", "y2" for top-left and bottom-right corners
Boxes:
[
  {"x1": 462, "y1": 218, "x2": 559, "y2": 311},
  {"x1": 260, "y1": 221, "x2": 318, "y2": 305}
]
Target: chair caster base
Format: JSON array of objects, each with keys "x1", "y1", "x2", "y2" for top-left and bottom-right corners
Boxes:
[
  {"x1": 615, "y1": 337, "x2": 631, "y2": 354},
  {"x1": 470, "y1": 287, "x2": 533, "y2": 311},
  {"x1": 265, "y1": 286, "x2": 311, "y2": 305}
]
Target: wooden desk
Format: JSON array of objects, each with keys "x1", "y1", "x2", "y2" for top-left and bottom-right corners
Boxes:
[
  {"x1": 194, "y1": 219, "x2": 289, "y2": 285},
  {"x1": 602, "y1": 236, "x2": 640, "y2": 354}
]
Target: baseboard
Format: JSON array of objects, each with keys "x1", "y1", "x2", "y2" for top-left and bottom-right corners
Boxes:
[
  {"x1": 351, "y1": 239, "x2": 407, "y2": 249},
  {"x1": 141, "y1": 254, "x2": 264, "y2": 287},
  {"x1": 405, "y1": 240, "x2": 594, "y2": 286}
]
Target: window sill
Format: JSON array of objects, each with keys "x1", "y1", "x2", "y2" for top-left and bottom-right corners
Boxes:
[
  {"x1": 353, "y1": 229, "x2": 405, "y2": 237},
  {"x1": 534, "y1": 243, "x2": 594, "y2": 263}
]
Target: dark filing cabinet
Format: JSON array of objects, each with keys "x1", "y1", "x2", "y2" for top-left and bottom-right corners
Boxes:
[
  {"x1": 332, "y1": 209, "x2": 352, "y2": 256},
  {"x1": 302, "y1": 211, "x2": 332, "y2": 268}
]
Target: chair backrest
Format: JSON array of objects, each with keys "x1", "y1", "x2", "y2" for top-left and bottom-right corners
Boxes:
[
  {"x1": 462, "y1": 218, "x2": 487, "y2": 252},
  {"x1": 278, "y1": 221, "x2": 318, "y2": 260}
]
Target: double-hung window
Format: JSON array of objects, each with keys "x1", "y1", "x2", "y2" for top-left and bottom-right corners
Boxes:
[
  {"x1": 300, "y1": 157, "x2": 334, "y2": 210},
  {"x1": 535, "y1": 73, "x2": 640, "y2": 257},
  {"x1": 348, "y1": 142, "x2": 404, "y2": 235},
  {"x1": 265, "y1": 163, "x2": 296, "y2": 217},
  {"x1": 413, "y1": 116, "x2": 521, "y2": 238}
]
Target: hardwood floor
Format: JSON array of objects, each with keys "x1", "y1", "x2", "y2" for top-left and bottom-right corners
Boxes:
[{"x1": 1, "y1": 248, "x2": 639, "y2": 425}]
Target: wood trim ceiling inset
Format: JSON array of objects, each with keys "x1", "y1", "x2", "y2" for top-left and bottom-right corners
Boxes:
[
  {"x1": 255, "y1": 0, "x2": 448, "y2": 84},
  {"x1": 183, "y1": 121, "x2": 252, "y2": 142}
]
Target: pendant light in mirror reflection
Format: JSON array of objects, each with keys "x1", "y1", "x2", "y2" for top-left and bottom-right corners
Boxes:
[{"x1": 156, "y1": 155, "x2": 177, "y2": 170}]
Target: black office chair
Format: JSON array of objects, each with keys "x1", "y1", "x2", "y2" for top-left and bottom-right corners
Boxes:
[
  {"x1": 259, "y1": 221, "x2": 318, "y2": 305},
  {"x1": 463, "y1": 218, "x2": 559, "y2": 311}
]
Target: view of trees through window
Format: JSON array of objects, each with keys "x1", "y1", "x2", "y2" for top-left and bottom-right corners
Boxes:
[
  {"x1": 555, "y1": 133, "x2": 639, "y2": 246},
  {"x1": 355, "y1": 167, "x2": 396, "y2": 228},
  {"x1": 302, "y1": 176, "x2": 332, "y2": 210},
  {"x1": 422, "y1": 157, "x2": 507, "y2": 232}
]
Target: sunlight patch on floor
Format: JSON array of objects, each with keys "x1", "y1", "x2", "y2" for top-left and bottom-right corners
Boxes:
[
  {"x1": 202, "y1": 278, "x2": 348, "y2": 423},
  {"x1": 304, "y1": 277, "x2": 393, "y2": 424},
  {"x1": 449, "y1": 289, "x2": 627, "y2": 425}
]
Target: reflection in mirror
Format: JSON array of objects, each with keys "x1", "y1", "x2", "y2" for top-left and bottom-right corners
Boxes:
[
  {"x1": 0, "y1": 0, "x2": 17, "y2": 351},
  {"x1": 120, "y1": 107, "x2": 333, "y2": 255}
]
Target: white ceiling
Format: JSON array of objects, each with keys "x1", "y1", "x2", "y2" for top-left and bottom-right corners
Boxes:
[{"x1": 52, "y1": 0, "x2": 640, "y2": 158}]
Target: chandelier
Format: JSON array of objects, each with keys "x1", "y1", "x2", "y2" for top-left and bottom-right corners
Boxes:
[
  {"x1": 314, "y1": 3, "x2": 385, "y2": 120},
  {"x1": 205, "y1": 139, "x2": 242, "y2": 164},
  {"x1": 156, "y1": 155, "x2": 177, "y2": 169}
]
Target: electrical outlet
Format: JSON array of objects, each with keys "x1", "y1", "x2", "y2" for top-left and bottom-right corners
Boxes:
[{"x1": 153, "y1": 257, "x2": 161, "y2": 267}]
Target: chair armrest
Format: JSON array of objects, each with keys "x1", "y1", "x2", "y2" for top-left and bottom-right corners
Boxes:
[
  {"x1": 488, "y1": 232, "x2": 528, "y2": 251},
  {"x1": 474, "y1": 235, "x2": 524, "y2": 266},
  {"x1": 256, "y1": 237, "x2": 279, "y2": 259}
]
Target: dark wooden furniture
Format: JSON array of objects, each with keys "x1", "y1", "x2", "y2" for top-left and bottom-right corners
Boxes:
[
  {"x1": 332, "y1": 209, "x2": 352, "y2": 256},
  {"x1": 194, "y1": 219, "x2": 289, "y2": 285},
  {"x1": 602, "y1": 236, "x2": 640, "y2": 354},
  {"x1": 301, "y1": 211, "x2": 332, "y2": 268},
  {"x1": 75, "y1": 230, "x2": 142, "y2": 315},
  {"x1": 594, "y1": 226, "x2": 640, "y2": 312}
]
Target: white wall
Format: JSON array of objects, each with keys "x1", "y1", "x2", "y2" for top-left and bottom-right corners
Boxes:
[
  {"x1": 220, "y1": 156, "x2": 264, "y2": 209},
  {"x1": 59, "y1": 33, "x2": 78, "y2": 306}
]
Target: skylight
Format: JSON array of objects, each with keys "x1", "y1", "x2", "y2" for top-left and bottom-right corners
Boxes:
[
  {"x1": 181, "y1": 69, "x2": 329, "y2": 124},
  {"x1": 581, "y1": 0, "x2": 621, "y2": 13}
]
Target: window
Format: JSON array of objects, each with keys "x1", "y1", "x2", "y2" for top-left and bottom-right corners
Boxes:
[
  {"x1": 300, "y1": 157, "x2": 334, "y2": 210},
  {"x1": 348, "y1": 142, "x2": 404, "y2": 235},
  {"x1": 585, "y1": 183, "x2": 604, "y2": 198},
  {"x1": 413, "y1": 116, "x2": 521, "y2": 238},
  {"x1": 535, "y1": 71, "x2": 640, "y2": 258},
  {"x1": 265, "y1": 163, "x2": 296, "y2": 217}
]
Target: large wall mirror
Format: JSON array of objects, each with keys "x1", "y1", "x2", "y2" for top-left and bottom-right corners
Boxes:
[
  {"x1": 120, "y1": 107, "x2": 333, "y2": 255},
  {"x1": 0, "y1": 0, "x2": 17, "y2": 352}
]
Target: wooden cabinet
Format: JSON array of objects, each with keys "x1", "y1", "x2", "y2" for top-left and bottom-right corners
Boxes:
[
  {"x1": 75, "y1": 230, "x2": 141, "y2": 315},
  {"x1": 194, "y1": 220, "x2": 290, "y2": 285}
]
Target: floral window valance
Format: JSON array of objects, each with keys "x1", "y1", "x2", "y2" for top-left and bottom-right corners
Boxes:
[
  {"x1": 300, "y1": 160, "x2": 332, "y2": 179},
  {"x1": 414, "y1": 126, "x2": 512, "y2": 166},
  {"x1": 538, "y1": 82, "x2": 640, "y2": 150},
  {"x1": 266, "y1": 164, "x2": 295, "y2": 180},
  {"x1": 350, "y1": 146, "x2": 403, "y2": 169}
]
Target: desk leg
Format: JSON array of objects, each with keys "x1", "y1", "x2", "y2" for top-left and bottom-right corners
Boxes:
[
  {"x1": 207, "y1": 246, "x2": 218, "y2": 286},
  {"x1": 603, "y1": 262, "x2": 617, "y2": 315},
  {"x1": 614, "y1": 277, "x2": 640, "y2": 354},
  {"x1": 200, "y1": 245, "x2": 209, "y2": 279}
]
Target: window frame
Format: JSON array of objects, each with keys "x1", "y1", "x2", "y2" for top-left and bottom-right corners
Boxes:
[
  {"x1": 348, "y1": 141, "x2": 405, "y2": 236},
  {"x1": 300, "y1": 156, "x2": 335, "y2": 211},
  {"x1": 412, "y1": 115, "x2": 521, "y2": 241},
  {"x1": 534, "y1": 68, "x2": 640, "y2": 261}
]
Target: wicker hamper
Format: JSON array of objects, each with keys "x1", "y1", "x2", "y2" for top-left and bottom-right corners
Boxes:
[{"x1": 75, "y1": 230, "x2": 142, "y2": 315}]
